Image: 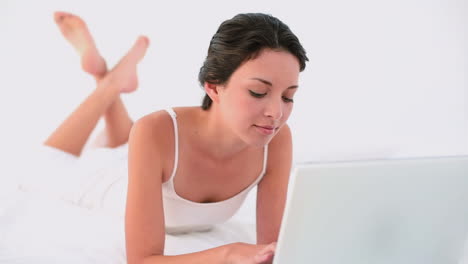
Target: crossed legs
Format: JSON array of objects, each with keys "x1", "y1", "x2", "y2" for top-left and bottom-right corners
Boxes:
[{"x1": 44, "y1": 12, "x2": 149, "y2": 157}]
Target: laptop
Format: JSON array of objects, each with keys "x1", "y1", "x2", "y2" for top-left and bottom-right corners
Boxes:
[{"x1": 274, "y1": 155, "x2": 468, "y2": 264}]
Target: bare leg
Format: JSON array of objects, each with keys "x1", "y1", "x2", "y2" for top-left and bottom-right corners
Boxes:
[
  {"x1": 102, "y1": 95, "x2": 134, "y2": 148},
  {"x1": 44, "y1": 31, "x2": 149, "y2": 156},
  {"x1": 44, "y1": 12, "x2": 148, "y2": 155},
  {"x1": 54, "y1": 11, "x2": 136, "y2": 149},
  {"x1": 92, "y1": 67, "x2": 134, "y2": 148}
]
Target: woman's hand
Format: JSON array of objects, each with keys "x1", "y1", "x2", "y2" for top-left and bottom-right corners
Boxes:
[{"x1": 226, "y1": 242, "x2": 277, "y2": 264}]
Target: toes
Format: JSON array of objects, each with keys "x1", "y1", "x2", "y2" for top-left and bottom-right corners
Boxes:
[
  {"x1": 139, "y1": 35, "x2": 150, "y2": 46},
  {"x1": 134, "y1": 36, "x2": 150, "y2": 51},
  {"x1": 130, "y1": 36, "x2": 150, "y2": 61},
  {"x1": 54, "y1": 11, "x2": 70, "y2": 23},
  {"x1": 54, "y1": 11, "x2": 83, "y2": 28},
  {"x1": 118, "y1": 37, "x2": 149, "y2": 65}
]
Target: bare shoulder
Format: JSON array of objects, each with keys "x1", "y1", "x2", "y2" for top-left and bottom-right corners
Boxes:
[
  {"x1": 130, "y1": 110, "x2": 174, "y2": 141},
  {"x1": 129, "y1": 109, "x2": 178, "y2": 180},
  {"x1": 269, "y1": 123, "x2": 292, "y2": 147},
  {"x1": 266, "y1": 124, "x2": 292, "y2": 172}
]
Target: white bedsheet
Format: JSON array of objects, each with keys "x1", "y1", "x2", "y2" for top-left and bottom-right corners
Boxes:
[
  {"x1": 0, "y1": 186, "x2": 257, "y2": 263},
  {"x1": 0, "y1": 146, "x2": 257, "y2": 263}
]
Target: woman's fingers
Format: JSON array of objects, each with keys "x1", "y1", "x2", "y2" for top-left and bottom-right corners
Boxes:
[
  {"x1": 254, "y1": 242, "x2": 277, "y2": 263},
  {"x1": 254, "y1": 251, "x2": 274, "y2": 263},
  {"x1": 260, "y1": 242, "x2": 277, "y2": 255}
]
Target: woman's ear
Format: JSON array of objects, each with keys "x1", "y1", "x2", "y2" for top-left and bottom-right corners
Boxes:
[{"x1": 204, "y1": 82, "x2": 221, "y2": 103}]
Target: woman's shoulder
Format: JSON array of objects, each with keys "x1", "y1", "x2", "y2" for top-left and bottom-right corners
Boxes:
[
  {"x1": 269, "y1": 124, "x2": 292, "y2": 149},
  {"x1": 137, "y1": 106, "x2": 199, "y2": 123},
  {"x1": 133, "y1": 109, "x2": 172, "y2": 131},
  {"x1": 129, "y1": 109, "x2": 176, "y2": 147},
  {"x1": 130, "y1": 106, "x2": 201, "y2": 144},
  {"x1": 265, "y1": 124, "x2": 292, "y2": 169},
  {"x1": 172, "y1": 106, "x2": 202, "y2": 117}
]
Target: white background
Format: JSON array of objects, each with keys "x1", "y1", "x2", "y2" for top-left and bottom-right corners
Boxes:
[{"x1": 1, "y1": 0, "x2": 467, "y2": 163}]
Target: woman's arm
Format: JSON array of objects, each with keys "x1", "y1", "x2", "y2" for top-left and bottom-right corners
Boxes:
[
  {"x1": 256, "y1": 124, "x2": 293, "y2": 245},
  {"x1": 125, "y1": 112, "x2": 272, "y2": 264},
  {"x1": 125, "y1": 113, "x2": 167, "y2": 263}
]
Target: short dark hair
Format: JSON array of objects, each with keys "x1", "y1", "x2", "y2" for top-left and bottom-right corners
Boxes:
[{"x1": 198, "y1": 13, "x2": 309, "y2": 110}]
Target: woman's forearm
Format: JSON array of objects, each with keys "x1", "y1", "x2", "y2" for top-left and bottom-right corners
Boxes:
[{"x1": 140, "y1": 243, "x2": 231, "y2": 264}]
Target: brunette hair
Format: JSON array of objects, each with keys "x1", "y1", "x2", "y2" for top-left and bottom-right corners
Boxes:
[{"x1": 198, "y1": 13, "x2": 308, "y2": 110}]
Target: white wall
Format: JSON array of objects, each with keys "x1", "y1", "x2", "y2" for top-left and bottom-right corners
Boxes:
[{"x1": 1, "y1": 0, "x2": 467, "y2": 163}]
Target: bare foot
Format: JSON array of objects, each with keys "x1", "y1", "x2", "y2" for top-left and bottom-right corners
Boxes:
[
  {"x1": 54, "y1": 11, "x2": 107, "y2": 77},
  {"x1": 98, "y1": 36, "x2": 149, "y2": 94}
]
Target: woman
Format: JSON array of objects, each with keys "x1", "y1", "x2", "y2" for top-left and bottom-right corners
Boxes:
[{"x1": 46, "y1": 11, "x2": 307, "y2": 264}]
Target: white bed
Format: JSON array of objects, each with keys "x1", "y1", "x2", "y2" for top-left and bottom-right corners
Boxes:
[
  {"x1": 0, "y1": 145, "x2": 257, "y2": 263},
  {"x1": 6, "y1": 145, "x2": 467, "y2": 263}
]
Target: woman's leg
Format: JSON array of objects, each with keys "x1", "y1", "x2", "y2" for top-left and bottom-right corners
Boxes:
[
  {"x1": 55, "y1": 11, "x2": 135, "y2": 148},
  {"x1": 102, "y1": 92, "x2": 134, "y2": 148},
  {"x1": 44, "y1": 12, "x2": 148, "y2": 156}
]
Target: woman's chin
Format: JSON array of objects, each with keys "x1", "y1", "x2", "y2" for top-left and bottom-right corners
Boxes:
[{"x1": 245, "y1": 135, "x2": 274, "y2": 148}]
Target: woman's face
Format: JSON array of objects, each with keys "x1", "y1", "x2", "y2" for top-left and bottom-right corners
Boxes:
[{"x1": 218, "y1": 48, "x2": 301, "y2": 147}]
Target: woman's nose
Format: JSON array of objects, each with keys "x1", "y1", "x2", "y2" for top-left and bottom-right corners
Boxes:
[{"x1": 264, "y1": 98, "x2": 283, "y2": 120}]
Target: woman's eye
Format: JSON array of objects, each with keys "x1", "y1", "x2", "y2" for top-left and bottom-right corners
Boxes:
[
  {"x1": 249, "y1": 90, "x2": 294, "y2": 103},
  {"x1": 249, "y1": 90, "x2": 266, "y2": 98}
]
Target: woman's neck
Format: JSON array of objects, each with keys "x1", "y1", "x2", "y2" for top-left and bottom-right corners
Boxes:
[{"x1": 194, "y1": 106, "x2": 250, "y2": 161}]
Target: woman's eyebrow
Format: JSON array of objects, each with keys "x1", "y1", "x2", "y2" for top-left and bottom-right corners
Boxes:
[{"x1": 250, "y1": 77, "x2": 298, "y2": 89}]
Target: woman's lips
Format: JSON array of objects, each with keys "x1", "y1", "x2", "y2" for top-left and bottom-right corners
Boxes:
[{"x1": 254, "y1": 125, "x2": 276, "y2": 135}]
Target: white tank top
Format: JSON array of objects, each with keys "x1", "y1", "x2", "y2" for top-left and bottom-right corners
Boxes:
[{"x1": 161, "y1": 108, "x2": 268, "y2": 234}]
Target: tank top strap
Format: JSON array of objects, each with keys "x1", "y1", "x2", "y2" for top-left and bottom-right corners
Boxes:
[
  {"x1": 262, "y1": 144, "x2": 268, "y2": 175},
  {"x1": 164, "y1": 108, "x2": 179, "y2": 184}
]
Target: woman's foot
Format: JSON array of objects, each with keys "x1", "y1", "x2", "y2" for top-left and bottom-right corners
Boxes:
[
  {"x1": 98, "y1": 36, "x2": 149, "y2": 94},
  {"x1": 54, "y1": 11, "x2": 107, "y2": 77}
]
